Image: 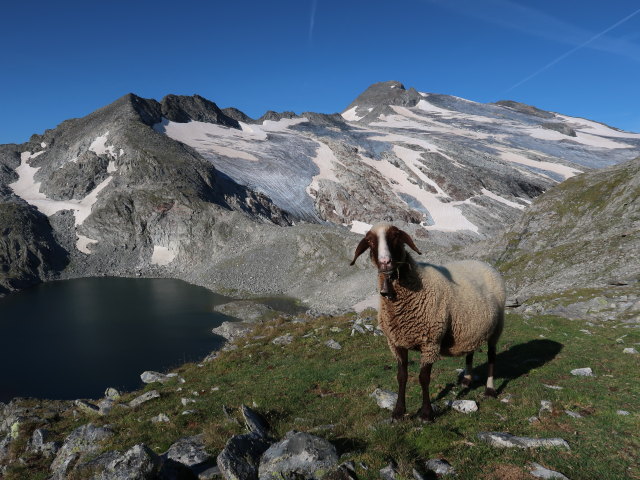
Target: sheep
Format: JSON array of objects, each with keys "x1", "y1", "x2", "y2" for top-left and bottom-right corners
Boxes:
[{"x1": 350, "y1": 222, "x2": 505, "y2": 422}]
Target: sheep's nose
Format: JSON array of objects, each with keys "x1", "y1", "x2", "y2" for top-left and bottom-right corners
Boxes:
[{"x1": 379, "y1": 258, "x2": 392, "y2": 271}]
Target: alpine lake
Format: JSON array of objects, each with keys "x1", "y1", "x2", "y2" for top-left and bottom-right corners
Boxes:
[{"x1": 0, "y1": 277, "x2": 303, "y2": 402}]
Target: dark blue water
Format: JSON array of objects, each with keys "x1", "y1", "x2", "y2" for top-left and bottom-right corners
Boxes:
[{"x1": 0, "y1": 278, "x2": 262, "y2": 402}]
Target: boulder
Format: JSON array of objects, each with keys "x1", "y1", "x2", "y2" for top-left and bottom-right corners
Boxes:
[
  {"x1": 241, "y1": 405, "x2": 271, "y2": 439},
  {"x1": 50, "y1": 423, "x2": 113, "y2": 478},
  {"x1": 477, "y1": 432, "x2": 570, "y2": 450},
  {"x1": 370, "y1": 388, "x2": 398, "y2": 410},
  {"x1": 129, "y1": 390, "x2": 160, "y2": 408},
  {"x1": 94, "y1": 443, "x2": 162, "y2": 479},
  {"x1": 447, "y1": 400, "x2": 478, "y2": 414},
  {"x1": 140, "y1": 371, "x2": 185, "y2": 384},
  {"x1": 217, "y1": 432, "x2": 272, "y2": 480},
  {"x1": 425, "y1": 458, "x2": 456, "y2": 476},
  {"x1": 258, "y1": 430, "x2": 338, "y2": 480},
  {"x1": 166, "y1": 434, "x2": 212, "y2": 468},
  {"x1": 214, "y1": 300, "x2": 274, "y2": 322},
  {"x1": 529, "y1": 462, "x2": 569, "y2": 479}
]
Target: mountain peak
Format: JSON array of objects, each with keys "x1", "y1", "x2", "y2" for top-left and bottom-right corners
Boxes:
[
  {"x1": 343, "y1": 80, "x2": 421, "y2": 118},
  {"x1": 160, "y1": 94, "x2": 240, "y2": 129}
]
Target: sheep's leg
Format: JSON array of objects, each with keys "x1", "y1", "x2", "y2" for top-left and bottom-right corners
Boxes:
[
  {"x1": 392, "y1": 347, "x2": 408, "y2": 420},
  {"x1": 484, "y1": 342, "x2": 497, "y2": 397},
  {"x1": 417, "y1": 363, "x2": 435, "y2": 422},
  {"x1": 461, "y1": 352, "x2": 474, "y2": 386}
]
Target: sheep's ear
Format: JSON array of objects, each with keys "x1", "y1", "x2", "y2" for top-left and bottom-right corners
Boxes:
[
  {"x1": 350, "y1": 237, "x2": 370, "y2": 265},
  {"x1": 399, "y1": 229, "x2": 422, "y2": 255}
]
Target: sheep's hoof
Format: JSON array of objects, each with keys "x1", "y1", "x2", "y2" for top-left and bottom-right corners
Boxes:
[
  {"x1": 484, "y1": 388, "x2": 497, "y2": 398},
  {"x1": 391, "y1": 408, "x2": 406, "y2": 422},
  {"x1": 460, "y1": 377, "x2": 472, "y2": 387},
  {"x1": 417, "y1": 410, "x2": 435, "y2": 423}
]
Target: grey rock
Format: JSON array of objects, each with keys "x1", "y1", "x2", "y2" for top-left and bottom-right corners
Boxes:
[
  {"x1": 529, "y1": 462, "x2": 569, "y2": 479},
  {"x1": 616, "y1": 410, "x2": 631, "y2": 416},
  {"x1": 141, "y1": 371, "x2": 184, "y2": 384},
  {"x1": 477, "y1": 432, "x2": 570, "y2": 450},
  {"x1": 0, "y1": 433, "x2": 11, "y2": 463},
  {"x1": 565, "y1": 410, "x2": 583, "y2": 419},
  {"x1": 75, "y1": 399, "x2": 101, "y2": 415},
  {"x1": 217, "y1": 432, "x2": 272, "y2": 480},
  {"x1": 370, "y1": 388, "x2": 398, "y2": 410},
  {"x1": 448, "y1": 399, "x2": 478, "y2": 414},
  {"x1": 212, "y1": 321, "x2": 253, "y2": 343},
  {"x1": 540, "y1": 122, "x2": 577, "y2": 137},
  {"x1": 213, "y1": 301, "x2": 274, "y2": 322},
  {"x1": 166, "y1": 434, "x2": 212, "y2": 467},
  {"x1": 181, "y1": 398, "x2": 197, "y2": 406},
  {"x1": 105, "y1": 387, "x2": 121, "y2": 400},
  {"x1": 542, "y1": 384, "x2": 563, "y2": 390},
  {"x1": 379, "y1": 463, "x2": 399, "y2": 480},
  {"x1": 623, "y1": 347, "x2": 638, "y2": 354},
  {"x1": 539, "y1": 400, "x2": 553, "y2": 415},
  {"x1": 50, "y1": 423, "x2": 113, "y2": 478},
  {"x1": 98, "y1": 398, "x2": 116, "y2": 416},
  {"x1": 129, "y1": 390, "x2": 160, "y2": 408},
  {"x1": 94, "y1": 443, "x2": 162, "y2": 480},
  {"x1": 425, "y1": 458, "x2": 456, "y2": 476},
  {"x1": 325, "y1": 339, "x2": 342, "y2": 350},
  {"x1": 28, "y1": 428, "x2": 61, "y2": 458},
  {"x1": 151, "y1": 413, "x2": 170, "y2": 423},
  {"x1": 241, "y1": 405, "x2": 271, "y2": 439},
  {"x1": 258, "y1": 431, "x2": 338, "y2": 480},
  {"x1": 272, "y1": 334, "x2": 294, "y2": 345},
  {"x1": 570, "y1": 368, "x2": 594, "y2": 377}
]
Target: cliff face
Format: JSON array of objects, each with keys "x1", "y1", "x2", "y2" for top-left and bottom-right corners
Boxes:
[{"x1": 493, "y1": 157, "x2": 640, "y2": 299}]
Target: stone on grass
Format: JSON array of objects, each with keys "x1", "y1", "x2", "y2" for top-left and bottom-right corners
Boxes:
[
  {"x1": 500, "y1": 394, "x2": 513, "y2": 403},
  {"x1": 129, "y1": 390, "x2": 160, "y2": 408},
  {"x1": 325, "y1": 339, "x2": 342, "y2": 350},
  {"x1": 258, "y1": 431, "x2": 338, "y2": 480},
  {"x1": 272, "y1": 334, "x2": 293, "y2": 346},
  {"x1": 425, "y1": 458, "x2": 456, "y2": 476},
  {"x1": 104, "y1": 388, "x2": 121, "y2": 400},
  {"x1": 448, "y1": 399, "x2": 478, "y2": 414},
  {"x1": 28, "y1": 428, "x2": 61, "y2": 458},
  {"x1": 96, "y1": 443, "x2": 162, "y2": 480},
  {"x1": 570, "y1": 367, "x2": 594, "y2": 377},
  {"x1": 217, "y1": 432, "x2": 272, "y2": 480},
  {"x1": 166, "y1": 434, "x2": 212, "y2": 467},
  {"x1": 50, "y1": 424, "x2": 113, "y2": 478},
  {"x1": 370, "y1": 388, "x2": 398, "y2": 410},
  {"x1": 140, "y1": 371, "x2": 185, "y2": 384},
  {"x1": 477, "y1": 432, "x2": 570, "y2": 450},
  {"x1": 380, "y1": 463, "x2": 399, "y2": 480},
  {"x1": 75, "y1": 399, "x2": 100, "y2": 415},
  {"x1": 181, "y1": 398, "x2": 197, "y2": 406},
  {"x1": 539, "y1": 400, "x2": 553, "y2": 415},
  {"x1": 616, "y1": 410, "x2": 630, "y2": 416},
  {"x1": 543, "y1": 384, "x2": 563, "y2": 390},
  {"x1": 151, "y1": 413, "x2": 170, "y2": 423},
  {"x1": 565, "y1": 410, "x2": 583, "y2": 419},
  {"x1": 241, "y1": 405, "x2": 271, "y2": 439},
  {"x1": 623, "y1": 347, "x2": 638, "y2": 354},
  {"x1": 529, "y1": 462, "x2": 569, "y2": 479}
]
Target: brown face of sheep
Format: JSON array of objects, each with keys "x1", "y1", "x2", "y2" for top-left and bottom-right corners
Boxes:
[{"x1": 350, "y1": 225, "x2": 422, "y2": 297}]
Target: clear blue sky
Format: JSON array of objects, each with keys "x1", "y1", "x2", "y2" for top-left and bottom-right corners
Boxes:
[{"x1": 2, "y1": 0, "x2": 640, "y2": 144}]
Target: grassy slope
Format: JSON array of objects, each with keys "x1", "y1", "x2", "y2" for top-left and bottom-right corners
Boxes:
[{"x1": 7, "y1": 298, "x2": 639, "y2": 480}]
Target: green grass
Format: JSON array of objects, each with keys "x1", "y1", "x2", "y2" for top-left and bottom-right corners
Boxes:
[{"x1": 5, "y1": 308, "x2": 639, "y2": 480}]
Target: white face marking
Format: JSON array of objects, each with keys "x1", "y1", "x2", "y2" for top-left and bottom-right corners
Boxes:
[
  {"x1": 487, "y1": 376, "x2": 495, "y2": 390},
  {"x1": 377, "y1": 231, "x2": 391, "y2": 264}
]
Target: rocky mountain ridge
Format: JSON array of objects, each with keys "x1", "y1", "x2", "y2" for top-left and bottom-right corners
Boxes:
[{"x1": 1, "y1": 81, "x2": 639, "y2": 311}]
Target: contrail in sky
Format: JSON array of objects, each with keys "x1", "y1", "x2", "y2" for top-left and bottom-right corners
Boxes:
[
  {"x1": 507, "y1": 6, "x2": 640, "y2": 92},
  {"x1": 308, "y1": 0, "x2": 318, "y2": 43}
]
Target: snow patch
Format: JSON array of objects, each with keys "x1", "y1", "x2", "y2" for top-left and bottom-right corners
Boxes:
[
  {"x1": 151, "y1": 245, "x2": 176, "y2": 266},
  {"x1": 9, "y1": 151, "x2": 113, "y2": 226},
  {"x1": 89, "y1": 132, "x2": 117, "y2": 157},
  {"x1": 40, "y1": 142, "x2": 47, "y2": 148},
  {"x1": 342, "y1": 106, "x2": 372, "y2": 122},
  {"x1": 359, "y1": 154, "x2": 479, "y2": 233},
  {"x1": 350, "y1": 220, "x2": 372, "y2": 235},
  {"x1": 481, "y1": 189, "x2": 525, "y2": 210},
  {"x1": 498, "y1": 149, "x2": 582, "y2": 181},
  {"x1": 307, "y1": 141, "x2": 342, "y2": 196},
  {"x1": 76, "y1": 234, "x2": 98, "y2": 254}
]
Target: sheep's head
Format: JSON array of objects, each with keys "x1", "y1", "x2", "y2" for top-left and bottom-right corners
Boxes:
[{"x1": 350, "y1": 222, "x2": 422, "y2": 274}]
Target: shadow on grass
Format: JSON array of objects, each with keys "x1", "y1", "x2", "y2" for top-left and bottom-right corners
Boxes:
[{"x1": 434, "y1": 339, "x2": 563, "y2": 400}]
